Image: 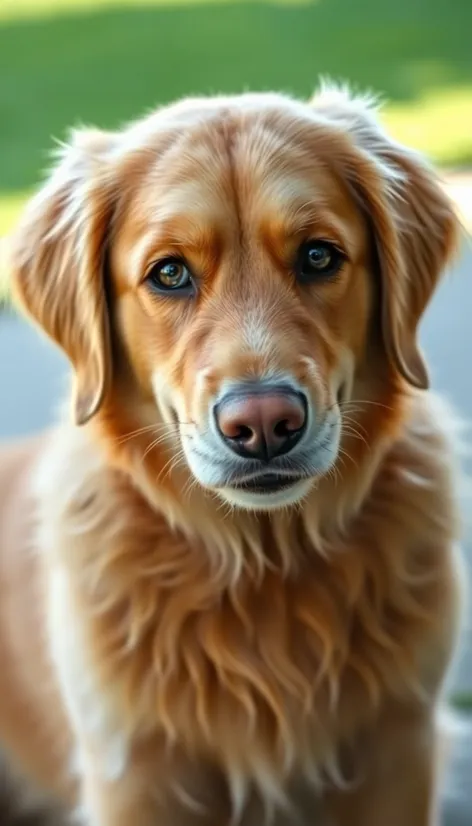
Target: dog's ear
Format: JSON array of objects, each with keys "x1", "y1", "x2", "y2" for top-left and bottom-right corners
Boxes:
[
  {"x1": 311, "y1": 84, "x2": 460, "y2": 389},
  {"x1": 10, "y1": 128, "x2": 117, "y2": 424}
]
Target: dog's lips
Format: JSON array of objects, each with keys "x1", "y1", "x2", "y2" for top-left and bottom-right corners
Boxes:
[{"x1": 229, "y1": 473, "x2": 305, "y2": 495}]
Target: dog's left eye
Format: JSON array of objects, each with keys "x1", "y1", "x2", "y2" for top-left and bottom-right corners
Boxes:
[
  {"x1": 296, "y1": 240, "x2": 345, "y2": 282},
  {"x1": 146, "y1": 258, "x2": 194, "y2": 295}
]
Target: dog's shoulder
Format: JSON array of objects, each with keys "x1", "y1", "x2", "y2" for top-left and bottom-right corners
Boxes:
[
  {"x1": 391, "y1": 390, "x2": 465, "y2": 510},
  {"x1": 360, "y1": 390, "x2": 465, "y2": 565}
]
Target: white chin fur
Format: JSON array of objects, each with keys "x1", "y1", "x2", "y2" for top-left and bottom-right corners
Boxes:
[{"x1": 217, "y1": 478, "x2": 314, "y2": 511}]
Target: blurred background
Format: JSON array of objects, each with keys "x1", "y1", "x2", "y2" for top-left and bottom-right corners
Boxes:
[
  {"x1": 1, "y1": 0, "x2": 472, "y2": 241},
  {"x1": 0, "y1": 0, "x2": 471, "y2": 822}
]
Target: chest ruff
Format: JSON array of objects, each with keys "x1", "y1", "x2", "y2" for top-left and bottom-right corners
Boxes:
[{"x1": 64, "y1": 482, "x2": 445, "y2": 801}]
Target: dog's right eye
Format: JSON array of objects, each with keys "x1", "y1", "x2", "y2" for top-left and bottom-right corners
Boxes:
[
  {"x1": 146, "y1": 258, "x2": 194, "y2": 296},
  {"x1": 295, "y1": 240, "x2": 345, "y2": 283}
]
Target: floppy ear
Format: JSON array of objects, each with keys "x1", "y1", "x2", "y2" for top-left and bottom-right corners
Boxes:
[
  {"x1": 10, "y1": 128, "x2": 117, "y2": 424},
  {"x1": 311, "y1": 85, "x2": 460, "y2": 389}
]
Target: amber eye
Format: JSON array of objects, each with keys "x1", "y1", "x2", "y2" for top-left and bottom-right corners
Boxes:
[
  {"x1": 146, "y1": 258, "x2": 194, "y2": 295},
  {"x1": 296, "y1": 240, "x2": 345, "y2": 282}
]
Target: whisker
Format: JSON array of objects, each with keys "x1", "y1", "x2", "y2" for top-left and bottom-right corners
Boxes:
[
  {"x1": 116, "y1": 423, "x2": 168, "y2": 445},
  {"x1": 341, "y1": 424, "x2": 369, "y2": 448},
  {"x1": 141, "y1": 433, "x2": 176, "y2": 462},
  {"x1": 337, "y1": 445, "x2": 360, "y2": 471},
  {"x1": 341, "y1": 414, "x2": 368, "y2": 437},
  {"x1": 216, "y1": 495, "x2": 236, "y2": 517},
  {"x1": 338, "y1": 398, "x2": 394, "y2": 413},
  {"x1": 182, "y1": 476, "x2": 199, "y2": 501},
  {"x1": 155, "y1": 448, "x2": 187, "y2": 486},
  {"x1": 116, "y1": 419, "x2": 197, "y2": 447}
]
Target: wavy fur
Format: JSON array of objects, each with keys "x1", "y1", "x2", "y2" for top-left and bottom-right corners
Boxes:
[{"x1": 0, "y1": 86, "x2": 464, "y2": 825}]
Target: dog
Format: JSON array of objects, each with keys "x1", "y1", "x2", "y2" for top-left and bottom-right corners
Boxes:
[{"x1": 0, "y1": 84, "x2": 464, "y2": 825}]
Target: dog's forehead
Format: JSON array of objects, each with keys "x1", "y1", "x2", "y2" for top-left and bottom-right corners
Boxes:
[{"x1": 127, "y1": 102, "x2": 354, "y2": 236}]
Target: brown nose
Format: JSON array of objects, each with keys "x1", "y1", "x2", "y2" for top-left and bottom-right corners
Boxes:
[{"x1": 215, "y1": 388, "x2": 307, "y2": 461}]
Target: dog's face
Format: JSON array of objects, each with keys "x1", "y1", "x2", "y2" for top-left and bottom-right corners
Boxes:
[
  {"x1": 112, "y1": 113, "x2": 371, "y2": 509},
  {"x1": 11, "y1": 90, "x2": 458, "y2": 511}
]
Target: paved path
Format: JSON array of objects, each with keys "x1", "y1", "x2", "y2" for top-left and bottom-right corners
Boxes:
[{"x1": 0, "y1": 241, "x2": 471, "y2": 822}]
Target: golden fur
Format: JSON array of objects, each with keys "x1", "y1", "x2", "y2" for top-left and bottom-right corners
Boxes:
[{"x1": 0, "y1": 85, "x2": 464, "y2": 824}]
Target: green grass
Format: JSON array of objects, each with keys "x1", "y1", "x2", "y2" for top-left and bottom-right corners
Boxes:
[{"x1": 1, "y1": 0, "x2": 471, "y2": 252}]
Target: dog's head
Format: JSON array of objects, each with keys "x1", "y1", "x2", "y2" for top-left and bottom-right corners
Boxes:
[{"x1": 11, "y1": 88, "x2": 458, "y2": 511}]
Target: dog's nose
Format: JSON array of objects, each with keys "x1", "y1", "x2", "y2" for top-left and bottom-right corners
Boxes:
[{"x1": 216, "y1": 387, "x2": 307, "y2": 460}]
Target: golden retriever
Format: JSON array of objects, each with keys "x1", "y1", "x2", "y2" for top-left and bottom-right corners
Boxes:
[{"x1": 0, "y1": 85, "x2": 464, "y2": 825}]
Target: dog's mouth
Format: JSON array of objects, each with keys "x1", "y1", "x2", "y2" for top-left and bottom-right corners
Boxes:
[{"x1": 230, "y1": 473, "x2": 305, "y2": 495}]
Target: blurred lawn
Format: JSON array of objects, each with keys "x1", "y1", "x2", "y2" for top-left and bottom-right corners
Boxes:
[{"x1": 1, "y1": 0, "x2": 472, "y2": 301}]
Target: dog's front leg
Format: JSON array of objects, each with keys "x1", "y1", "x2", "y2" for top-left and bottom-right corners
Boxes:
[
  {"x1": 323, "y1": 704, "x2": 440, "y2": 826},
  {"x1": 77, "y1": 744, "x2": 160, "y2": 826},
  {"x1": 75, "y1": 738, "x2": 231, "y2": 826},
  {"x1": 46, "y1": 573, "x2": 169, "y2": 825}
]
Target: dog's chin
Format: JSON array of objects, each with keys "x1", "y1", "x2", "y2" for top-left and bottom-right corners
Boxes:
[
  {"x1": 181, "y1": 418, "x2": 341, "y2": 512},
  {"x1": 216, "y1": 477, "x2": 314, "y2": 511}
]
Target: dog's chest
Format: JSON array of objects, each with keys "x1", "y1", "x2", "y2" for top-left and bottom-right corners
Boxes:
[{"x1": 83, "y1": 534, "x2": 436, "y2": 780}]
